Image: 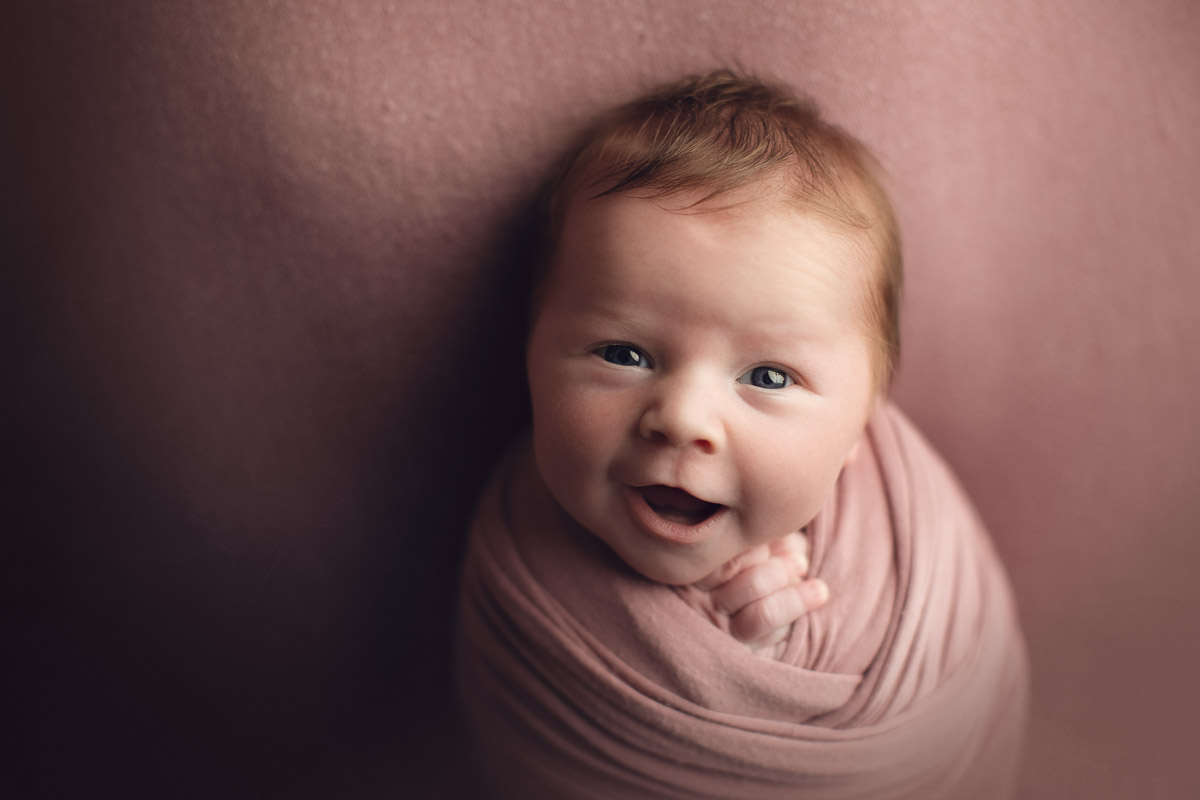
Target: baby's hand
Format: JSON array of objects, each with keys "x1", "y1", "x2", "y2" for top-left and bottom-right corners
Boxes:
[{"x1": 675, "y1": 531, "x2": 829, "y2": 658}]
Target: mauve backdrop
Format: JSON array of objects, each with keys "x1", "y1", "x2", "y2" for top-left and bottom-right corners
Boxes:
[{"x1": 10, "y1": 1, "x2": 1199, "y2": 797}]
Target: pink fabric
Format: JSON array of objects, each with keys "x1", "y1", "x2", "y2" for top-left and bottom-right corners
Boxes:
[
  {"x1": 457, "y1": 404, "x2": 1029, "y2": 798},
  {"x1": 18, "y1": 3, "x2": 1197, "y2": 796}
]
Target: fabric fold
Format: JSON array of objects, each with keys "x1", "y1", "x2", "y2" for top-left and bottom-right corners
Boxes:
[{"x1": 456, "y1": 403, "x2": 1029, "y2": 799}]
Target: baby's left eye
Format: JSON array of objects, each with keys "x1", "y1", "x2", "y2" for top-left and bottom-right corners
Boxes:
[{"x1": 738, "y1": 366, "x2": 793, "y2": 390}]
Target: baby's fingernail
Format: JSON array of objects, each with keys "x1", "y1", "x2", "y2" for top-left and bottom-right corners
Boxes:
[
  {"x1": 802, "y1": 579, "x2": 829, "y2": 606},
  {"x1": 787, "y1": 552, "x2": 808, "y2": 574}
]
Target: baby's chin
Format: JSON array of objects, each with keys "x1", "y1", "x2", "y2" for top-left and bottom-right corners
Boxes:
[{"x1": 609, "y1": 544, "x2": 725, "y2": 587}]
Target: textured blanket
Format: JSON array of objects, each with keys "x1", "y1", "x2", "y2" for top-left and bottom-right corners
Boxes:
[{"x1": 456, "y1": 404, "x2": 1029, "y2": 799}]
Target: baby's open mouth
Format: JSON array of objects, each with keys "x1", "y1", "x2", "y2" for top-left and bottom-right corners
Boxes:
[{"x1": 639, "y1": 485, "x2": 723, "y2": 526}]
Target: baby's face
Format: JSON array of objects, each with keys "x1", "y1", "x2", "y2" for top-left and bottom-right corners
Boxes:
[{"x1": 526, "y1": 187, "x2": 877, "y2": 585}]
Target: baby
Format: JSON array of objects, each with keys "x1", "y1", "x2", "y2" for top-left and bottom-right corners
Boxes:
[
  {"x1": 458, "y1": 71, "x2": 1026, "y2": 799},
  {"x1": 524, "y1": 72, "x2": 899, "y2": 652}
]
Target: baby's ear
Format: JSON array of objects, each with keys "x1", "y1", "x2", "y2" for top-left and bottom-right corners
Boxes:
[
  {"x1": 844, "y1": 437, "x2": 862, "y2": 468},
  {"x1": 845, "y1": 394, "x2": 884, "y2": 468}
]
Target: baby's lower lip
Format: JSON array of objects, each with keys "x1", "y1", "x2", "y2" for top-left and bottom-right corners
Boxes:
[{"x1": 623, "y1": 485, "x2": 727, "y2": 544}]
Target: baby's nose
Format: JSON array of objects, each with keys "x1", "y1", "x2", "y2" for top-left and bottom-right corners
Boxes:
[{"x1": 637, "y1": 375, "x2": 726, "y2": 453}]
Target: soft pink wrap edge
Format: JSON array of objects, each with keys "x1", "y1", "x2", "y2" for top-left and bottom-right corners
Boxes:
[{"x1": 456, "y1": 403, "x2": 1029, "y2": 799}]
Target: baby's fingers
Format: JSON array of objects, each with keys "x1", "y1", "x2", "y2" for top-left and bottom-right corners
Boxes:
[
  {"x1": 708, "y1": 551, "x2": 808, "y2": 614},
  {"x1": 692, "y1": 542, "x2": 773, "y2": 591},
  {"x1": 728, "y1": 579, "x2": 830, "y2": 644}
]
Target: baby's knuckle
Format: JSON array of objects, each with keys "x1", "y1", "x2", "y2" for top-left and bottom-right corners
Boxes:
[
  {"x1": 717, "y1": 559, "x2": 744, "y2": 582},
  {"x1": 745, "y1": 569, "x2": 776, "y2": 600},
  {"x1": 766, "y1": 592, "x2": 794, "y2": 623},
  {"x1": 750, "y1": 596, "x2": 784, "y2": 632}
]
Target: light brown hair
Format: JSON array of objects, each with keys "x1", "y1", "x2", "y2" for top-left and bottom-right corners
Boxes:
[{"x1": 533, "y1": 69, "x2": 902, "y2": 391}]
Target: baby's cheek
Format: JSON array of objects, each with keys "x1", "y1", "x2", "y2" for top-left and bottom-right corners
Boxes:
[
  {"x1": 538, "y1": 389, "x2": 617, "y2": 469},
  {"x1": 743, "y1": 441, "x2": 838, "y2": 529},
  {"x1": 567, "y1": 386, "x2": 628, "y2": 434}
]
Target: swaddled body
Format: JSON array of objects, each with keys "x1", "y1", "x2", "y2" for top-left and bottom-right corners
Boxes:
[
  {"x1": 457, "y1": 404, "x2": 1027, "y2": 798},
  {"x1": 455, "y1": 71, "x2": 1029, "y2": 798}
]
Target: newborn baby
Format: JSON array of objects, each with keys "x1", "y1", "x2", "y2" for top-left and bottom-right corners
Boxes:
[{"x1": 456, "y1": 70, "x2": 1028, "y2": 799}]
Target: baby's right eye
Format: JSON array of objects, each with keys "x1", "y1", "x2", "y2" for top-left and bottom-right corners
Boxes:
[{"x1": 595, "y1": 344, "x2": 650, "y2": 369}]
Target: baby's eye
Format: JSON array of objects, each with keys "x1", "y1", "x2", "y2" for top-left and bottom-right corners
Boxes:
[
  {"x1": 595, "y1": 344, "x2": 650, "y2": 368},
  {"x1": 739, "y1": 366, "x2": 793, "y2": 390}
]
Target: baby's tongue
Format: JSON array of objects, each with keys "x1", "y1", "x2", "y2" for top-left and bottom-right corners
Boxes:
[{"x1": 641, "y1": 485, "x2": 719, "y2": 524}]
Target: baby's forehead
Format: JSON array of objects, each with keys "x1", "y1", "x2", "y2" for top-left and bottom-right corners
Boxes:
[
  {"x1": 553, "y1": 188, "x2": 876, "y2": 300},
  {"x1": 557, "y1": 181, "x2": 880, "y2": 271}
]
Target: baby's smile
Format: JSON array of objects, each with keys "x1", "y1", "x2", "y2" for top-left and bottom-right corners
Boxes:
[
  {"x1": 623, "y1": 483, "x2": 729, "y2": 545},
  {"x1": 639, "y1": 484, "x2": 724, "y2": 525}
]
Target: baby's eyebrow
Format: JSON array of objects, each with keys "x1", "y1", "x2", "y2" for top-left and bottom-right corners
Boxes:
[
  {"x1": 730, "y1": 316, "x2": 831, "y2": 347},
  {"x1": 566, "y1": 303, "x2": 647, "y2": 331}
]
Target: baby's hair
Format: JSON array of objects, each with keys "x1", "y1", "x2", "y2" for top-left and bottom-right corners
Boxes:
[{"x1": 531, "y1": 69, "x2": 902, "y2": 391}]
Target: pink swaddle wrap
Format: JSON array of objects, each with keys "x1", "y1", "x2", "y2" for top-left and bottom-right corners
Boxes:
[{"x1": 456, "y1": 403, "x2": 1029, "y2": 799}]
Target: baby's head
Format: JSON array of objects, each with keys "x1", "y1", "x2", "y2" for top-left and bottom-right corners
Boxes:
[{"x1": 525, "y1": 71, "x2": 903, "y2": 585}]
